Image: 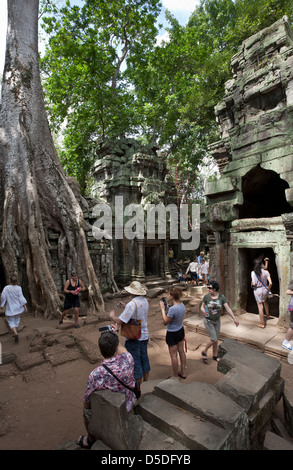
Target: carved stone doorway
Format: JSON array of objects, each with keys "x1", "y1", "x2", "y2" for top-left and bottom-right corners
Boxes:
[
  {"x1": 230, "y1": 218, "x2": 291, "y2": 326},
  {"x1": 145, "y1": 245, "x2": 160, "y2": 277},
  {"x1": 239, "y1": 248, "x2": 280, "y2": 317}
]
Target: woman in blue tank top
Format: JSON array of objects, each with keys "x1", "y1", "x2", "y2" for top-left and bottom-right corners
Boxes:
[{"x1": 160, "y1": 287, "x2": 186, "y2": 379}]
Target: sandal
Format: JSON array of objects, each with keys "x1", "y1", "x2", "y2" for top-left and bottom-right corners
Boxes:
[
  {"x1": 77, "y1": 435, "x2": 93, "y2": 449},
  {"x1": 178, "y1": 373, "x2": 187, "y2": 379},
  {"x1": 201, "y1": 351, "x2": 208, "y2": 363},
  {"x1": 213, "y1": 356, "x2": 220, "y2": 362},
  {"x1": 257, "y1": 324, "x2": 265, "y2": 329}
]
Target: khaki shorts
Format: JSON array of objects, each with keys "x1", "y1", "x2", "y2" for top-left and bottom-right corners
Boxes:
[{"x1": 204, "y1": 318, "x2": 221, "y2": 342}]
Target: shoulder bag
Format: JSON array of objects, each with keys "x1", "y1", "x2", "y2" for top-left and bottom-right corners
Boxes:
[
  {"x1": 254, "y1": 272, "x2": 273, "y2": 298},
  {"x1": 120, "y1": 299, "x2": 142, "y2": 340},
  {"x1": 102, "y1": 363, "x2": 141, "y2": 399}
]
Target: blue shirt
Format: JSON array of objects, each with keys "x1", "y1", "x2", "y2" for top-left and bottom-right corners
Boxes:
[{"x1": 167, "y1": 302, "x2": 186, "y2": 332}]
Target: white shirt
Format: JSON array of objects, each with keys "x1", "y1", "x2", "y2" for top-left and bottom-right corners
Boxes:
[
  {"x1": 119, "y1": 296, "x2": 149, "y2": 341},
  {"x1": 1, "y1": 285, "x2": 27, "y2": 316},
  {"x1": 201, "y1": 262, "x2": 209, "y2": 274},
  {"x1": 186, "y1": 262, "x2": 199, "y2": 274}
]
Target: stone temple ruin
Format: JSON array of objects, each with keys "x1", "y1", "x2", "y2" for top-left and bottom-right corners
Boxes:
[
  {"x1": 89, "y1": 139, "x2": 179, "y2": 288},
  {"x1": 78, "y1": 16, "x2": 293, "y2": 452},
  {"x1": 205, "y1": 16, "x2": 293, "y2": 327}
]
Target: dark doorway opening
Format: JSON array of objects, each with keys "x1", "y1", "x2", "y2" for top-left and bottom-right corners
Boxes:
[
  {"x1": 145, "y1": 246, "x2": 159, "y2": 276},
  {"x1": 239, "y1": 166, "x2": 293, "y2": 219},
  {"x1": 243, "y1": 247, "x2": 279, "y2": 317}
]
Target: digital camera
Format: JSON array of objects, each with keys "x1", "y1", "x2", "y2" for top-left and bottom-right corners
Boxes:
[
  {"x1": 160, "y1": 297, "x2": 169, "y2": 312},
  {"x1": 99, "y1": 325, "x2": 115, "y2": 332}
]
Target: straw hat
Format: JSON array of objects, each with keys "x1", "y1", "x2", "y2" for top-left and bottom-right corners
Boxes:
[{"x1": 124, "y1": 281, "x2": 147, "y2": 296}]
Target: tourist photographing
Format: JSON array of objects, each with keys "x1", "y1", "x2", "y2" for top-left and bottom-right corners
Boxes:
[
  {"x1": 201, "y1": 281, "x2": 239, "y2": 363},
  {"x1": 109, "y1": 281, "x2": 150, "y2": 389},
  {"x1": 160, "y1": 287, "x2": 186, "y2": 379},
  {"x1": 59, "y1": 271, "x2": 86, "y2": 328}
]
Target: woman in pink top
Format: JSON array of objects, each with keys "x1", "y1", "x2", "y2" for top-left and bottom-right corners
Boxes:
[{"x1": 251, "y1": 259, "x2": 272, "y2": 328}]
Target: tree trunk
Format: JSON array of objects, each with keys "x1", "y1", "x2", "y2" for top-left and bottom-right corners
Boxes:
[{"x1": 0, "y1": 0, "x2": 104, "y2": 319}]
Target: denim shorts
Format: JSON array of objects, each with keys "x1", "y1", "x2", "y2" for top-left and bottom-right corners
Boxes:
[{"x1": 125, "y1": 339, "x2": 150, "y2": 379}]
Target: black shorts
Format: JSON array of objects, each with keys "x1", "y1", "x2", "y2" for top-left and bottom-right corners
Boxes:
[
  {"x1": 166, "y1": 327, "x2": 185, "y2": 346},
  {"x1": 64, "y1": 294, "x2": 80, "y2": 310}
]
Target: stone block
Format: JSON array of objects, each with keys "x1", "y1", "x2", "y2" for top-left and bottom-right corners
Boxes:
[
  {"x1": 138, "y1": 421, "x2": 188, "y2": 450},
  {"x1": 139, "y1": 392, "x2": 233, "y2": 450},
  {"x1": 218, "y1": 338, "x2": 282, "y2": 383},
  {"x1": 89, "y1": 390, "x2": 144, "y2": 450},
  {"x1": 43, "y1": 344, "x2": 81, "y2": 366},
  {"x1": 154, "y1": 379, "x2": 249, "y2": 450},
  {"x1": 263, "y1": 431, "x2": 293, "y2": 450},
  {"x1": 16, "y1": 351, "x2": 46, "y2": 371},
  {"x1": 215, "y1": 363, "x2": 268, "y2": 412},
  {"x1": 75, "y1": 338, "x2": 102, "y2": 364},
  {"x1": 283, "y1": 388, "x2": 293, "y2": 437}
]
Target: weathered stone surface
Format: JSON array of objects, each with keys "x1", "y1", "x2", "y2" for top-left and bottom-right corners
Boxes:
[
  {"x1": 139, "y1": 393, "x2": 232, "y2": 450},
  {"x1": 74, "y1": 337, "x2": 102, "y2": 364},
  {"x1": 205, "y1": 16, "x2": 293, "y2": 324},
  {"x1": 0, "y1": 351, "x2": 16, "y2": 365},
  {"x1": 146, "y1": 287, "x2": 166, "y2": 299},
  {"x1": 16, "y1": 351, "x2": 46, "y2": 371},
  {"x1": 283, "y1": 388, "x2": 293, "y2": 437},
  {"x1": 263, "y1": 431, "x2": 293, "y2": 450},
  {"x1": 154, "y1": 379, "x2": 249, "y2": 449},
  {"x1": 88, "y1": 390, "x2": 144, "y2": 450},
  {"x1": 44, "y1": 344, "x2": 81, "y2": 366},
  {"x1": 138, "y1": 421, "x2": 188, "y2": 450}
]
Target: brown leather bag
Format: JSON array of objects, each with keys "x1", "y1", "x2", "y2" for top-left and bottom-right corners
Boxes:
[{"x1": 120, "y1": 300, "x2": 142, "y2": 340}]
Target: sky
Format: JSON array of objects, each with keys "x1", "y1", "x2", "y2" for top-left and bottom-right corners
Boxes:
[{"x1": 0, "y1": 0, "x2": 199, "y2": 74}]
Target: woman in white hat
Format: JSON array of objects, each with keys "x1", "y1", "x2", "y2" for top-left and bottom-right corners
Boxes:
[{"x1": 109, "y1": 281, "x2": 150, "y2": 390}]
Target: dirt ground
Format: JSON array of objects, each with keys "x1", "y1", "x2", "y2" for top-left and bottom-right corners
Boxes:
[{"x1": 0, "y1": 290, "x2": 293, "y2": 451}]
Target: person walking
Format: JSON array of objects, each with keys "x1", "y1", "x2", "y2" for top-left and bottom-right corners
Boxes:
[
  {"x1": 185, "y1": 259, "x2": 199, "y2": 285},
  {"x1": 1, "y1": 273, "x2": 27, "y2": 343},
  {"x1": 160, "y1": 287, "x2": 187, "y2": 379},
  {"x1": 251, "y1": 258, "x2": 272, "y2": 328},
  {"x1": 109, "y1": 281, "x2": 150, "y2": 389},
  {"x1": 201, "y1": 280, "x2": 239, "y2": 363},
  {"x1": 59, "y1": 271, "x2": 86, "y2": 328}
]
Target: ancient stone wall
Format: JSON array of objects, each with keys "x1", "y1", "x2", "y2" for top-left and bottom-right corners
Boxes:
[{"x1": 205, "y1": 16, "x2": 293, "y2": 325}]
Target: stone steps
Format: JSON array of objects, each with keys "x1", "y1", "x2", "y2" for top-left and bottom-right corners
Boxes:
[
  {"x1": 138, "y1": 378, "x2": 249, "y2": 450},
  {"x1": 138, "y1": 393, "x2": 232, "y2": 450}
]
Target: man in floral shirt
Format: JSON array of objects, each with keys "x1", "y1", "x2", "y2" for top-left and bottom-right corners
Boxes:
[{"x1": 77, "y1": 331, "x2": 136, "y2": 449}]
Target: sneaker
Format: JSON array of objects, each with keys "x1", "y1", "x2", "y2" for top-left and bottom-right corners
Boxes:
[{"x1": 282, "y1": 341, "x2": 293, "y2": 350}]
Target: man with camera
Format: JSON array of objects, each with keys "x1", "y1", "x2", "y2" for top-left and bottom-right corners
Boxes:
[{"x1": 109, "y1": 281, "x2": 150, "y2": 390}]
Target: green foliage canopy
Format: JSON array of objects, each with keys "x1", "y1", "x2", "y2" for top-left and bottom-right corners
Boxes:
[{"x1": 40, "y1": 0, "x2": 293, "y2": 194}]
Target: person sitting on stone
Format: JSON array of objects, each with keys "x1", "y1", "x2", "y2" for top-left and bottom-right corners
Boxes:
[{"x1": 76, "y1": 330, "x2": 136, "y2": 449}]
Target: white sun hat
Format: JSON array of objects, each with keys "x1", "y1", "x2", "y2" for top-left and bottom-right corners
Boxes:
[{"x1": 124, "y1": 281, "x2": 147, "y2": 296}]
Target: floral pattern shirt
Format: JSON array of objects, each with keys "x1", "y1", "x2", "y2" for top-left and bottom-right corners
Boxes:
[{"x1": 83, "y1": 352, "x2": 136, "y2": 412}]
